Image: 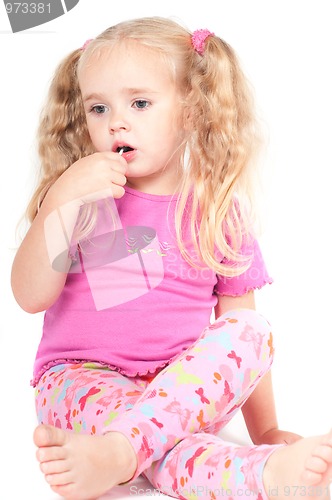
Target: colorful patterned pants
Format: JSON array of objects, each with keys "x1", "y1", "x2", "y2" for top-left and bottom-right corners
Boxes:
[{"x1": 35, "y1": 309, "x2": 282, "y2": 499}]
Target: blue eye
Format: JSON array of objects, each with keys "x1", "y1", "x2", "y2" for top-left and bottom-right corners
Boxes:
[
  {"x1": 134, "y1": 100, "x2": 149, "y2": 109},
  {"x1": 91, "y1": 105, "x2": 108, "y2": 114}
]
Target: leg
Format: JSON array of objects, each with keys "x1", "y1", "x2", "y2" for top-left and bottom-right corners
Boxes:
[
  {"x1": 33, "y1": 315, "x2": 332, "y2": 499},
  {"x1": 34, "y1": 362, "x2": 144, "y2": 498},
  {"x1": 34, "y1": 361, "x2": 147, "y2": 433},
  {"x1": 144, "y1": 433, "x2": 277, "y2": 499},
  {"x1": 145, "y1": 433, "x2": 332, "y2": 500},
  {"x1": 112, "y1": 308, "x2": 331, "y2": 499},
  {"x1": 34, "y1": 309, "x2": 272, "y2": 498},
  {"x1": 110, "y1": 308, "x2": 275, "y2": 476}
]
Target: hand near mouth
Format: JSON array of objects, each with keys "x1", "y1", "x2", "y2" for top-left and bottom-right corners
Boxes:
[{"x1": 47, "y1": 151, "x2": 128, "y2": 207}]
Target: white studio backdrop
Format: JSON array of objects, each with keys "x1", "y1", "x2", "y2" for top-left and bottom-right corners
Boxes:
[{"x1": 1, "y1": 1, "x2": 331, "y2": 498}]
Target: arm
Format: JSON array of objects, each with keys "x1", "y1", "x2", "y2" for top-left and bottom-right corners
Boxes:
[
  {"x1": 214, "y1": 290, "x2": 256, "y2": 318},
  {"x1": 214, "y1": 292, "x2": 302, "y2": 445},
  {"x1": 11, "y1": 194, "x2": 80, "y2": 313},
  {"x1": 11, "y1": 152, "x2": 127, "y2": 313}
]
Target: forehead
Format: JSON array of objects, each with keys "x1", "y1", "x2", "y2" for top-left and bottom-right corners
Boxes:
[{"x1": 78, "y1": 41, "x2": 174, "y2": 92}]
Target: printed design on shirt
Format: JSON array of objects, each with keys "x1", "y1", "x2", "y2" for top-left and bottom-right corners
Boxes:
[
  {"x1": 80, "y1": 225, "x2": 166, "y2": 310},
  {"x1": 44, "y1": 195, "x2": 170, "y2": 309},
  {"x1": 126, "y1": 237, "x2": 174, "y2": 257}
]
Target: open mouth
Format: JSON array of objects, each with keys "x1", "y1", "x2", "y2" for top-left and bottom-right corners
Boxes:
[{"x1": 116, "y1": 146, "x2": 134, "y2": 154}]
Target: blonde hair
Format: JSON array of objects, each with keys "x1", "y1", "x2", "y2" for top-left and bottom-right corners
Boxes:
[{"x1": 27, "y1": 16, "x2": 262, "y2": 277}]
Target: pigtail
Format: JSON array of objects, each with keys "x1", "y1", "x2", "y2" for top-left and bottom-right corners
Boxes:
[
  {"x1": 26, "y1": 49, "x2": 94, "y2": 222},
  {"x1": 176, "y1": 33, "x2": 261, "y2": 276}
]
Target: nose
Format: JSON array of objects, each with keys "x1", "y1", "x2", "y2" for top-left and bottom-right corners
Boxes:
[{"x1": 108, "y1": 110, "x2": 130, "y2": 134}]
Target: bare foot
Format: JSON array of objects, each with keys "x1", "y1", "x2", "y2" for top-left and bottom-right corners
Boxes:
[
  {"x1": 33, "y1": 424, "x2": 137, "y2": 499},
  {"x1": 263, "y1": 430, "x2": 332, "y2": 499}
]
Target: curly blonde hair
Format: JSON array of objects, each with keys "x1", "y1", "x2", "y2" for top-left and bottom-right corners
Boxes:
[{"x1": 27, "y1": 16, "x2": 262, "y2": 277}]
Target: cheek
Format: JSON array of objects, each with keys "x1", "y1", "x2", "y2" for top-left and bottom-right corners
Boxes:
[
  {"x1": 154, "y1": 115, "x2": 179, "y2": 141},
  {"x1": 85, "y1": 119, "x2": 94, "y2": 137},
  {"x1": 86, "y1": 124, "x2": 105, "y2": 149}
]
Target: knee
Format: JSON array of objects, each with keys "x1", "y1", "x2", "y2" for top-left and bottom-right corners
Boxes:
[{"x1": 211, "y1": 308, "x2": 275, "y2": 372}]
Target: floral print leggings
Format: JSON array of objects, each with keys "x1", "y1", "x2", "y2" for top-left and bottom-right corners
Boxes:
[{"x1": 35, "y1": 309, "x2": 283, "y2": 499}]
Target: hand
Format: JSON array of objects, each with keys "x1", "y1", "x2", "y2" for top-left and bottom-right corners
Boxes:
[
  {"x1": 47, "y1": 152, "x2": 128, "y2": 206},
  {"x1": 258, "y1": 428, "x2": 303, "y2": 446}
]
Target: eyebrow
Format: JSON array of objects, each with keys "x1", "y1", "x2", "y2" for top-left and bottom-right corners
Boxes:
[
  {"x1": 82, "y1": 93, "x2": 105, "y2": 103},
  {"x1": 124, "y1": 87, "x2": 159, "y2": 95},
  {"x1": 82, "y1": 87, "x2": 159, "y2": 102}
]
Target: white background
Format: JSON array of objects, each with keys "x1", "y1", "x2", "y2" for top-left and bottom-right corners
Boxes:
[{"x1": 1, "y1": 1, "x2": 331, "y2": 498}]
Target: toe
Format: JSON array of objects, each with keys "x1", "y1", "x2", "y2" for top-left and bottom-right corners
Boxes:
[
  {"x1": 34, "y1": 425, "x2": 52, "y2": 447},
  {"x1": 301, "y1": 468, "x2": 322, "y2": 486},
  {"x1": 304, "y1": 443, "x2": 332, "y2": 477},
  {"x1": 36, "y1": 444, "x2": 67, "y2": 463},
  {"x1": 40, "y1": 459, "x2": 69, "y2": 475},
  {"x1": 322, "y1": 430, "x2": 332, "y2": 447},
  {"x1": 50, "y1": 483, "x2": 78, "y2": 499},
  {"x1": 45, "y1": 471, "x2": 73, "y2": 487},
  {"x1": 305, "y1": 455, "x2": 329, "y2": 475},
  {"x1": 34, "y1": 424, "x2": 68, "y2": 448},
  {"x1": 312, "y1": 444, "x2": 332, "y2": 464}
]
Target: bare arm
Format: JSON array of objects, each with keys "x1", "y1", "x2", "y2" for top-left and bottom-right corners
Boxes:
[
  {"x1": 241, "y1": 369, "x2": 278, "y2": 444},
  {"x1": 11, "y1": 194, "x2": 79, "y2": 313},
  {"x1": 11, "y1": 152, "x2": 127, "y2": 313},
  {"x1": 214, "y1": 292, "x2": 302, "y2": 445},
  {"x1": 214, "y1": 290, "x2": 256, "y2": 318}
]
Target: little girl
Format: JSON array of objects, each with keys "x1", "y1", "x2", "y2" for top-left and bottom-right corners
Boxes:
[{"x1": 11, "y1": 16, "x2": 332, "y2": 500}]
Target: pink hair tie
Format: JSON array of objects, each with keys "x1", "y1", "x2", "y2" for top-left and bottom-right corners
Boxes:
[
  {"x1": 191, "y1": 29, "x2": 214, "y2": 55},
  {"x1": 81, "y1": 38, "x2": 93, "y2": 51}
]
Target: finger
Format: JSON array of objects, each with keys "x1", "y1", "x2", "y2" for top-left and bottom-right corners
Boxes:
[
  {"x1": 111, "y1": 170, "x2": 127, "y2": 187},
  {"x1": 111, "y1": 184, "x2": 126, "y2": 199},
  {"x1": 102, "y1": 151, "x2": 128, "y2": 174}
]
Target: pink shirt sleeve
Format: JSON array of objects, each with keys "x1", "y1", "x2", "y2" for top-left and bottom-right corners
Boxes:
[{"x1": 214, "y1": 238, "x2": 273, "y2": 297}]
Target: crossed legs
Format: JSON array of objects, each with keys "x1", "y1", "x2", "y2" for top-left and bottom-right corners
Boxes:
[{"x1": 34, "y1": 309, "x2": 332, "y2": 499}]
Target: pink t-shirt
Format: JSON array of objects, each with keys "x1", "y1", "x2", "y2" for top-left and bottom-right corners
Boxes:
[{"x1": 32, "y1": 187, "x2": 272, "y2": 385}]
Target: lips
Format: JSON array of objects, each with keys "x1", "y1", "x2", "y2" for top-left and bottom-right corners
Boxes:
[
  {"x1": 116, "y1": 146, "x2": 134, "y2": 154},
  {"x1": 113, "y1": 142, "x2": 134, "y2": 153},
  {"x1": 113, "y1": 143, "x2": 137, "y2": 162}
]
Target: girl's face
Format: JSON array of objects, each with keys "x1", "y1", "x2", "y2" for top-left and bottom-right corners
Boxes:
[{"x1": 79, "y1": 41, "x2": 185, "y2": 194}]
